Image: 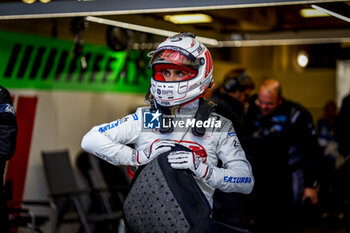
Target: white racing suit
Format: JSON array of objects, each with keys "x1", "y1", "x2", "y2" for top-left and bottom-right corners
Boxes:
[{"x1": 81, "y1": 100, "x2": 254, "y2": 206}]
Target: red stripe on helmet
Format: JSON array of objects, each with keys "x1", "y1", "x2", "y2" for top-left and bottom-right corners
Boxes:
[{"x1": 204, "y1": 50, "x2": 213, "y2": 79}]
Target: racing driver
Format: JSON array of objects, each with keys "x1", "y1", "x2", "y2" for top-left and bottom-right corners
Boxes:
[{"x1": 81, "y1": 33, "x2": 254, "y2": 217}]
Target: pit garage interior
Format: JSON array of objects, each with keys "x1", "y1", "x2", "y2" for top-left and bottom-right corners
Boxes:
[{"x1": 0, "y1": 0, "x2": 350, "y2": 233}]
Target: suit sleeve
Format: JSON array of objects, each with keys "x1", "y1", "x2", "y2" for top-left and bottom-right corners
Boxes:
[
  {"x1": 81, "y1": 108, "x2": 142, "y2": 166},
  {"x1": 202, "y1": 121, "x2": 254, "y2": 194}
]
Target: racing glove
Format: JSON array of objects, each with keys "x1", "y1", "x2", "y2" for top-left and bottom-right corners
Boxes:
[
  {"x1": 135, "y1": 139, "x2": 175, "y2": 165},
  {"x1": 167, "y1": 151, "x2": 209, "y2": 179}
]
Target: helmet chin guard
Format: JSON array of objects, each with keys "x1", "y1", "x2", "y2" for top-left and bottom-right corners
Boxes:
[{"x1": 148, "y1": 33, "x2": 214, "y2": 107}]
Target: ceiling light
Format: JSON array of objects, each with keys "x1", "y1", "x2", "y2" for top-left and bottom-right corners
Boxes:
[
  {"x1": 300, "y1": 8, "x2": 330, "y2": 18},
  {"x1": 164, "y1": 13, "x2": 213, "y2": 24},
  {"x1": 39, "y1": 0, "x2": 51, "y2": 3},
  {"x1": 22, "y1": 0, "x2": 36, "y2": 4},
  {"x1": 297, "y1": 51, "x2": 309, "y2": 68}
]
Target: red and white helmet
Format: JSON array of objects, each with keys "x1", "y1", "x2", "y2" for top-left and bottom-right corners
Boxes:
[{"x1": 148, "y1": 33, "x2": 214, "y2": 107}]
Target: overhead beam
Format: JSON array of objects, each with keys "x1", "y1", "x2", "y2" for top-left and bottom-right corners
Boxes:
[
  {"x1": 218, "y1": 28, "x2": 350, "y2": 47},
  {"x1": 0, "y1": 0, "x2": 348, "y2": 20},
  {"x1": 86, "y1": 16, "x2": 350, "y2": 47},
  {"x1": 86, "y1": 16, "x2": 219, "y2": 46},
  {"x1": 312, "y1": 2, "x2": 350, "y2": 23}
]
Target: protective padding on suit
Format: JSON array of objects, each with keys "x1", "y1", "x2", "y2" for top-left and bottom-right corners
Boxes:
[{"x1": 123, "y1": 144, "x2": 246, "y2": 233}]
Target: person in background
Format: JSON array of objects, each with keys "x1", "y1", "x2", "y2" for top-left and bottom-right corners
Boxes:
[
  {"x1": 317, "y1": 100, "x2": 338, "y2": 159},
  {"x1": 241, "y1": 79, "x2": 322, "y2": 233},
  {"x1": 0, "y1": 86, "x2": 17, "y2": 233},
  {"x1": 316, "y1": 100, "x2": 341, "y2": 220},
  {"x1": 335, "y1": 93, "x2": 350, "y2": 233},
  {"x1": 210, "y1": 68, "x2": 255, "y2": 229},
  {"x1": 210, "y1": 68, "x2": 255, "y2": 136}
]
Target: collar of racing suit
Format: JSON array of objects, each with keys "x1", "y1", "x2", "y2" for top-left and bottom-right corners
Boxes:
[
  {"x1": 169, "y1": 98, "x2": 217, "y2": 137},
  {"x1": 158, "y1": 100, "x2": 199, "y2": 134},
  {"x1": 171, "y1": 99, "x2": 199, "y2": 118}
]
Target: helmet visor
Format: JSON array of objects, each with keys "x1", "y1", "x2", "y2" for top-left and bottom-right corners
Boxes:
[
  {"x1": 153, "y1": 64, "x2": 197, "y2": 81},
  {"x1": 149, "y1": 49, "x2": 199, "y2": 70}
]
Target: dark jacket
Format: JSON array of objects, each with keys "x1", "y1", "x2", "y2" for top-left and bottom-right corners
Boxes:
[
  {"x1": 0, "y1": 86, "x2": 17, "y2": 160},
  {"x1": 210, "y1": 89, "x2": 245, "y2": 135},
  {"x1": 241, "y1": 96, "x2": 322, "y2": 202},
  {"x1": 336, "y1": 94, "x2": 350, "y2": 158}
]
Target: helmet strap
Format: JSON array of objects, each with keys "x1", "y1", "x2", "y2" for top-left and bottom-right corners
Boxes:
[
  {"x1": 158, "y1": 106, "x2": 174, "y2": 134},
  {"x1": 191, "y1": 98, "x2": 217, "y2": 137}
]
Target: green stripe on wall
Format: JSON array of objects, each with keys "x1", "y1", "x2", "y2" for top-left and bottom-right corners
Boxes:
[{"x1": 0, "y1": 30, "x2": 151, "y2": 93}]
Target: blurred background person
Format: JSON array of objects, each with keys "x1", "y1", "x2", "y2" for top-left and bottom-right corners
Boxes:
[
  {"x1": 316, "y1": 100, "x2": 342, "y2": 221},
  {"x1": 335, "y1": 93, "x2": 350, "y2": 233},
  {"x1": 210, "y1": 68, "x2": 255, "y2": 136},
  {"x1": 0, "y1": 86, "x2": 17, "y2": 233},
  {"x1": 240, "y1": 79, "x2": 322, "y2": 233},
  {"x1": 317, "y1": 100, "x2": 338, "y2": 161},
  {"x1": 210, "y1": 68, "x2": 255, "y2": 230}
]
